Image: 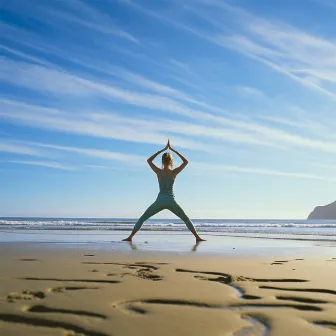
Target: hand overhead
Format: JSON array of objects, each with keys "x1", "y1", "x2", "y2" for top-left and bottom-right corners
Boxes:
[{"x1": 164, "y1": 139, "x2": 169, "y2": 151}]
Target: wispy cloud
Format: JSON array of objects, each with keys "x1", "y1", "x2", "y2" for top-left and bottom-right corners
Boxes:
[
  {"x1": 0, "y1": 142, "x2": 46, "y2": 157},
  {"x1": 0, "y1": 99, "x2": 213, "y2": 152},
  {"x1": 2, "y1": 139, "x2": 145, "y2": 167},
  {"x1": 2, "y1": 43, "x2": 336, "y2": 156},
  {"x1": 193, "y1": 162, "x2": 336, "y2": 182},
  {"x1": 2, "y1": 41, "x2": 211, "y2": 111},
  {"x1": 8, "y1": 160, "x2": 77, "y2": 171},
  {"x1": 89, "y1": 112, "x2": 284, "y2": 149},
  {"x1": 0, "y1": 97, "x2": 300, "y2": 153},
  {"x1": 237, "y1": 86, "x2": 265, "y2": 97},
  {"x1": 8, "y1": 140, "x2": 335, "y2": 182},
  {"x1": 199, "y1": 1, "x2": 336, "y2": 99},
  {"x1": 309, "y1": 0, "x2": 336, "y2": 9},
  {"x1": 1, "y1": 58, "x2": 90, "y2": 95},
  {"x1": 86, "y1": 164, "x2": 118, "y2": 169},
  {"x1": 122, "y1": 0, "x2": 336, "y2": 100},
  {"x1": 50, "y1": 0, "x2": 139, "y2": 43},
  {"x1": 314, "y1": 163, "x2": 336, "y2": 170},
  {"x1": 256, "y1": 114, "x2": 320, "y2": 131},
  {"x1": 1, "y1": 57, "x2": 211, "y2": 117},
  {"x1": 85, "y1": 164, "x2": 140, "y2": 171},
  {"x1": 3, "y1": 0, "x2": 139, "y2": 44},
  {"x1": 30, "y1": 142, "x2": 145, "y2": 164},
  {"x1": 216, "y1": 33, "x2": 336, "y2": 100},
  {"x1": 3, "y1": 55, "x2": 336, "y2": 154},
  {"x1": 1, "y1": 45, "x2": 54, "y2": 68},
  {"x1": 110, "y1": 68, "x2": 208, "y2": 107}
]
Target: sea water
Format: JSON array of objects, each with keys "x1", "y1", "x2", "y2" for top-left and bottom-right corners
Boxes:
[{"x1": 0, "y1": 217, "x2": 335, "y2": 241}]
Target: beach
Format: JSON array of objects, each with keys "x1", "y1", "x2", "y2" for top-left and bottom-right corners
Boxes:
[{"x1": 0, "y1": 226, "x2": 335, "y2": 336}]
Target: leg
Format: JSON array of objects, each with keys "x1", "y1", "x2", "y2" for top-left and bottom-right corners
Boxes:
[
  {"x1": 123, "y1": 201, "x2": 163, "y2": 241},
  {"x1": 168, "y1": 201, "x2": 206, "y2": 242}
]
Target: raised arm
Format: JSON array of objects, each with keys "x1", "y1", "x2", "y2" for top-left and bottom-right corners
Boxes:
[
  {"x1": 170, "y1": 144, "x2": 188, "y2": 177},
  {"x1": 147, "y1": 142, "x2": 169, "y2": 174}
]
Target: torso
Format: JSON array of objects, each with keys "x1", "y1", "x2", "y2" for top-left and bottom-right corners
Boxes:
[
  {"x1": 157, "y1": 168, "x2": 175, "y2": 180},
  {"x1": 157, "y1": 169, "x2": 175, "y2": 196}
]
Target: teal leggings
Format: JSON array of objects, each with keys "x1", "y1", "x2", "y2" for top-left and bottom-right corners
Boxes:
[{"x1": 134, "y1": 195, "x2": 196, "y2": 231}]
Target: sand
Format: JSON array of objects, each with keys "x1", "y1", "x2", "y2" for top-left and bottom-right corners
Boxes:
[{"x1": 0, "y1": 242, "x2": 335, "y2": 336}]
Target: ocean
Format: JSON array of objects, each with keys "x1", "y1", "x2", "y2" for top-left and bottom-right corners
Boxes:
[{"x1": 1, "y1": 217, "x2": 335, "y2": 242}]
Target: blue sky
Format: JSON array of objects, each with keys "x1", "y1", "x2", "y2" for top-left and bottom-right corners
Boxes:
[{"x1": 1, "y1": 0, "x2": 336, "y2": 219}]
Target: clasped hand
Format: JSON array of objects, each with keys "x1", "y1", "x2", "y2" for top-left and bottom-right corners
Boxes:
[{"x1": 164, "y1": 139, "x2": 173, "y2": 151}]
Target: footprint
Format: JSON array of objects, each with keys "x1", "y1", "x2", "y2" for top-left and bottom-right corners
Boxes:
[
  {"x1": 82, "y1": 262, "x2": 164, "y2": 281},
  {"x1": 122, "y1": 298, "x2": 223, "y2": 310},
  {"x1": 276, "y1": 296, "x2": 329, "y2": 304},
  {"x1": 260, "y1": 286, "x2": 336, "y2": 296},
  {"x1": 28, "y1": 305, "x2": 106, "y2": 319},
  {"x1": 125, "y1": 263, "x2": 159, "y2": 271},
  {"x1": 7, "y1": 290, "x2": 46, "y2": 302},
  {"x1": 19, "y1": 259, "x2": 39, "y2": 262},
  {"x1": 249, "y1": 277, "x2": 307, "y2": 283},
  {"x1": 130, "y1": 265, "x2": 163, "y2": 281},
  {"x1": 82, "y1": 262, "x2": 159, "y2": 271},
  {"x1": 194, "y1": 275, "x2": 231, "y2": 284},
  {"x1": 20, "y1": 277, "x2": 120, "y2": 284},
  {"x1": 136, "y1": 271, "x2": 162, "y2": 281},
  {"x1": 230, "y1": 303, "x2": 322, "y2": 312},
  {"x1": 51, "y1": 286, "x2": 99, "y2": 292},
  {"x1": 124, "y1": 304, "x2": 148, "y2": 315},
  {"x1": 241, "y1": 295, "x2": 261, "y2": 300},
  {"x1": 134, "y1": 261, "x2": 169, "y2": 265},
  {"x1": 176, "y1": 269, "x2": 233, "y2": 284},
  {"x1": 313, "y1": 321, "x2": 336, "y2": 330},
  {"x1": 0, "y1": 314, "x2": 110, "y2": 336},
  {"x1": 176, "y1": 268, "x2": 307, "y2": 283}
]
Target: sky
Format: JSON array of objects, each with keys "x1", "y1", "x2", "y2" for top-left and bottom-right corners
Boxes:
[{"x1": 1, "y1": 0, "x2": 336, "y2": 219}]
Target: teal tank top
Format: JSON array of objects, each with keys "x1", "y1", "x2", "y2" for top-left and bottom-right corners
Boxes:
[{"x1": 158, "y1": 170, "x2": 175, "y2": 196}]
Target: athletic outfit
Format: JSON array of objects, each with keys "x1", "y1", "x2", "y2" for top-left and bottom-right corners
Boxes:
[{"x1": 134, "y1": 170, "x2": 196, "y2": 231}]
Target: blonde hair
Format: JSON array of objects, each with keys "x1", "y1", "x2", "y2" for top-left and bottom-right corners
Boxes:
[{"x1": 162, "y1": 152, "x2": 173, "y2": 168}]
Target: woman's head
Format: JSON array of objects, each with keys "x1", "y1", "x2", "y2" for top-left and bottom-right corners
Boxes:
[{"x1": 162, "y1": 152, "x2": 173, "y2": 168}]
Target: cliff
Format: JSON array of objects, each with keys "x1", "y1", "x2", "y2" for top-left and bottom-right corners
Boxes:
[{"x1": 307, "y1": 200, "x2": 336, "y2": 219}]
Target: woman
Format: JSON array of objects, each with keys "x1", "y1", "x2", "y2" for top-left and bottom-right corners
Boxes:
[{"x1": 123, "y1": 140, "x2": 205, "y2": 242}]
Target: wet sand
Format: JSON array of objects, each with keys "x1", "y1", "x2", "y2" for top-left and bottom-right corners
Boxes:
[{"x1": 0, "y1": 241, "x2": 335, "y2": 336}]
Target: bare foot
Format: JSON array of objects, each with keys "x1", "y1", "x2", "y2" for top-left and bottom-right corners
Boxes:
[
  {"x1": 196, "y1": 238, "x2": 207, "y2": 242},
  {"x1": 122, "y1": 237, "x2": 132, "y2": 242}
]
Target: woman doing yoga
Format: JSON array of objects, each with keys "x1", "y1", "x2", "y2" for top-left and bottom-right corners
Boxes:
[{"x1": 123, "y1": 140, "x2": 205, "y2": 242}]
